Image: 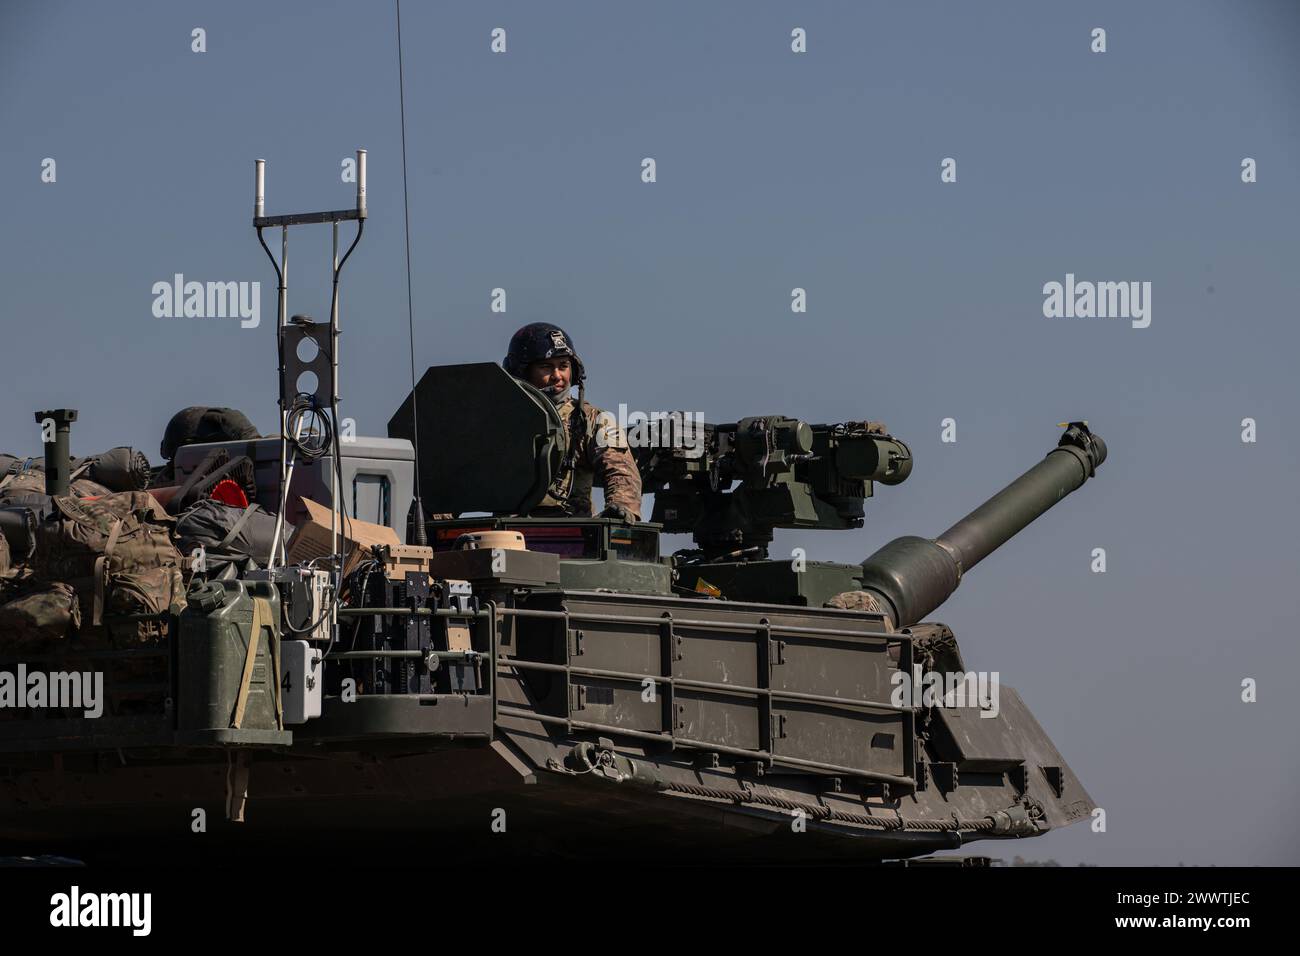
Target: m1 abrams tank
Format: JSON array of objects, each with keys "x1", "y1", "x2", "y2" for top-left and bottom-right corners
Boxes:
[
  {"x1": 0, "y1": 358, "x2": 1104, "y2": 864},
  {"x1": 0, "y1": 161, "x2": 1105, "y2": 864}
]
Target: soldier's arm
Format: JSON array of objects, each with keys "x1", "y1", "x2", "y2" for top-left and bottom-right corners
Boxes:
[{"x1": 587, "y1": 409, "x2": 643, "y2": 521}]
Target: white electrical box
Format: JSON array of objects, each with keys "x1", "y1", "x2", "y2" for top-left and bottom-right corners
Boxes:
[
  {"x1": 300, "y1": 569, "x2": 332, "y2": 643},
  {"x1": 280, "y1": 640, "x2": 323, "y2": 724}
]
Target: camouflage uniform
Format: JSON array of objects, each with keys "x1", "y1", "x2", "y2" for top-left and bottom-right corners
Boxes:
[
  {"x1": 536, "y1": 397, "x2": 643, "y2": 521},
  {"x1": 502, "y1": 322, "x2": 643, "y2": 522}
]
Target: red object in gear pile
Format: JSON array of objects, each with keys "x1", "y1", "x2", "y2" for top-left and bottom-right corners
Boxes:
[{"x1": 209, "y1": 478, "x2": 249, "y2": 509}]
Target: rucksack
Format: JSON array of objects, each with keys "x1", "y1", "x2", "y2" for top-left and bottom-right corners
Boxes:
[
  {"x1": 0, "y1": 470, "x2": 111, "y2": 500},
  {"x1": 34, "y1": 492, "x2": 184, "y2": 646},
  {"x1": 175, "y1": 499, "x2": 285, "y2": 568},
  {"x1": 0, "y1": 580, "x2": 81, "y2": 653},
  {"x1": 0, "y1": 471, "x2": 44, "y2": 499}
]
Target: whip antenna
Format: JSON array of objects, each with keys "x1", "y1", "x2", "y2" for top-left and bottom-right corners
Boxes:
[{"x1": 396, "y1": 0, "x2": 427, "y2": 545}]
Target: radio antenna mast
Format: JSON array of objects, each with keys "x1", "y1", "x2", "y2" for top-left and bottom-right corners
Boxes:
[{"x1": 396, "y1": 0, "x2": 428, "y2": 545}]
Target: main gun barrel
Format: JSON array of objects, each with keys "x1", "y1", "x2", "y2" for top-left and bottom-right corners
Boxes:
[{"x1": 858, "y1": 422, "x2": 1106, "y2": 628}]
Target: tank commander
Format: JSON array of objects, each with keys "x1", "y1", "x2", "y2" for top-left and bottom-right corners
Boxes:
[{"x1": 502, "y1": 323, "x2": 642, "y2": 522}]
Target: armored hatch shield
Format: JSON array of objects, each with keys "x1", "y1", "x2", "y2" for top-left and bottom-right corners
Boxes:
[{"x1": 388, "y1": 362, "x2": 565, "y2": 516}]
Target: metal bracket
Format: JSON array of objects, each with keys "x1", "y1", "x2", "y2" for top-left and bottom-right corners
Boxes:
[
  {"x1": 1008, "y1": 764, "x2": 1028, "y2": 795},
  {"x1": 256, "y1": 208, "x2": 364, "y2": 228},
  {"x1": 930, "y1": 761, "x2": 958, "y2": 794},
  {"x1": 280, "y1": 316, "x2": 335, "y2": 409},
  {"x1": 1040, "y1": 765, "x2": 1065, "y2": 799},
  {"x1": 771, "y1": 713, "x2": 788, "y2": 740}
]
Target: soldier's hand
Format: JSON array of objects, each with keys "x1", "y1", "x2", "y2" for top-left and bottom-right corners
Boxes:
[{"x1": 599, "y1": 504, "x2": 637, "y2": 523}]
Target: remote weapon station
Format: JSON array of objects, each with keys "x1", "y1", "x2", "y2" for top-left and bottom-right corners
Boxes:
[{"x1": 0, "y1": 155, "x2": 1105, "y2": 863}]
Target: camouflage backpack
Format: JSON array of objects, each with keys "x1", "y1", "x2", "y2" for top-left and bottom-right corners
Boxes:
[
  {"x1": 0, "y1": 580, "x2": 81, "y2": 653},
  {"x1": 34, "y1": 491, "x2": 184, "y2": 646},
  {"x1": 0, "y1": 470, "x2": 112, "y2": 500}
]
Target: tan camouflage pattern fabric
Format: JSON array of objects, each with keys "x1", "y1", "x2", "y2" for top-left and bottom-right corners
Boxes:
[
  {"x1": 0, "y1": 471, "x2": 112, "y2": 499},
  {"x1": 536, "y1": 397, "x2": 643, "y2": 521},
  {"x1": 70, "y1": 477, "x2": 113, "y2": 497},
  {"x1": 34, "y1": 491, "x2": 183, "y2": 647},
  {"x1": 0, "y1": 471, "x2": 45, "y2": 498},
  {"x1": 824, "y1": 590, "x2": 886, "y2": 613},
  {"x1": 0, "y1": 580, "x2": 81, "y2": 652}
]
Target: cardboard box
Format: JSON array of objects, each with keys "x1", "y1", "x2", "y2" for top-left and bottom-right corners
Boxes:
[
  {"x1": 378, "y1": 544, "x2": 434, "y2": 581},
  {"x1": 287, "y1": 496, "x2": 400, "y2": 576}
]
